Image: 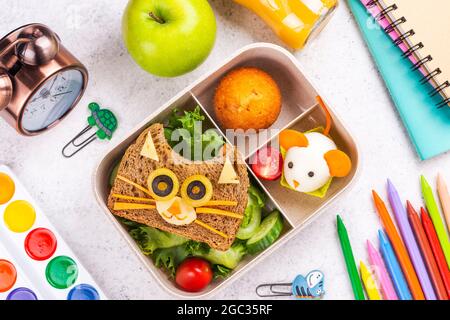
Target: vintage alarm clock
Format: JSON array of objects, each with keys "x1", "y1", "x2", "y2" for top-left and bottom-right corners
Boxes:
[{"x1": 0, "y1": 23, "x2": 88, "y2": 135}]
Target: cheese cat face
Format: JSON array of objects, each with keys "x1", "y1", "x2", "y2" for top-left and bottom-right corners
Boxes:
[{"x1": 155, "y1": 196, "x2": 197, "y2": 226}]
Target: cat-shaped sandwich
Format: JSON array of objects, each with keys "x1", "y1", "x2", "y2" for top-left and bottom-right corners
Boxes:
[{"x1": 108, "y1": 123, "x2": 249, "y2": 251}]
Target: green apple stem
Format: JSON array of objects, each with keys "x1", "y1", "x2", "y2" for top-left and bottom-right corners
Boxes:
[{"x1": 149, "y1": 12, "x2": 165, "y2": 24}]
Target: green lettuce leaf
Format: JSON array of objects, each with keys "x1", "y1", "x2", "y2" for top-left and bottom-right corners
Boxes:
[
  {"x1": 164, "y1": 127, "x2": 173, "y2": 143},
  {"x1": 123, "y1": 219, "x2": 245, "y2": 278},
  {"x1": 119, "y1": 217, "x2": 141, "y2": 228},
  {"x1": 213, "y1": 265, "x2": 233, "y2": 279},
  {"x1": 178, "y1": 106, "x2": 205, "y2": 136},
  {"x1": 153, "y1": 246, "x2": 191, "y2": 278},
  {"x1": 129, "y1": 225, "x2": 189, "y2": 255},
  {"x1": 152, "y1": 240, "x2": 209, "y2": 278},
  {"x1": 185, "y1": 240, "x2": 210, "y2": 255},
  {"x1": 201, "y1": 129, "x2": 224, "y2": 160},
  {"x1": 164, "y1": 106, "x2": 223, "y2": 160},
  {"x1": 166, "y1": 106, "x2": 204, "y2": 133}
]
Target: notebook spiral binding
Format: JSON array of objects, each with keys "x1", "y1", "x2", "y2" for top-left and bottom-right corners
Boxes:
[{"x1": 366, "y1": 0, "x2": 448, "y2": 107}]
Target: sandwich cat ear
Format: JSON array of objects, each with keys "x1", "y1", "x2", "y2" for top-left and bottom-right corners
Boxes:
[
  {"x1": 218, "y1": 157, "x2": 240, "y2": 184},
  {"x1": 140, "y1": 132, "x2": 159, "y2": 162},
  {"x1": 324, "y1": 149, "x2": 352, "y2": 177},
  {"x1": 279, "y1": 129, "x2": 308, "y2": 150}
]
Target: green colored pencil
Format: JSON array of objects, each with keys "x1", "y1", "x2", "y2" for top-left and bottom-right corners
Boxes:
[
  {"x1": 336, "y1": 215, "x2": 365, "y2": 300},
  {"x1": 421, "y1": 175, "x2": 450, "y2": 267}
]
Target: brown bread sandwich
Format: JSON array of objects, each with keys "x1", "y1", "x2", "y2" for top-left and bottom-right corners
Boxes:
[{"x1": 108, "y1": 123, "x2": 249, "y2": 251}]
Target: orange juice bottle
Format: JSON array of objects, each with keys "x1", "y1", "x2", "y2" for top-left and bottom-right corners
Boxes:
[{"x1": 234, "y1": 0, "x2": 338, "y2": 49}]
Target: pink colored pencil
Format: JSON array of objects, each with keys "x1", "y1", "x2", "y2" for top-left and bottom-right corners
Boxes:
[
  {"x1": 367, "y1": 240, "x2": 398, "y2": 300},
  {"x1": 437, "y1": 173, "x2": 450, "y2": 232}
]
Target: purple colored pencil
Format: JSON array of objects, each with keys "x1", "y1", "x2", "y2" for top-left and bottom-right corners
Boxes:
[{"x1": 387, "y1": 179, "x2": 436, "y2": 300}]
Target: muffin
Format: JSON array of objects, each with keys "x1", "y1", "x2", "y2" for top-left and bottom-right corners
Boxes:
[{"x1": 214, "y1": 67, "x2": 282, "y2": 130}]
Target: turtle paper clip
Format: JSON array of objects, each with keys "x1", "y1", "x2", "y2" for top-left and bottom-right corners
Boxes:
[
  {"x1": 256, "y1": 270, "x2": 325, "y2": 300},
  {"x1": 62, "y1": 102, "x2": 118, "y2": 158}
]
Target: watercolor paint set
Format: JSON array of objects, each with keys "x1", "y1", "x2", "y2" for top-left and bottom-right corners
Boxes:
[{"x1": 0, "y1": 165, "x2": 105, "y2": 300}]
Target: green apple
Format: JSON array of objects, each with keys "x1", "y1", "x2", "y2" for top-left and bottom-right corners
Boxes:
[{"x1": 122, "y1": 0, "x2": 217, "y2": 77}]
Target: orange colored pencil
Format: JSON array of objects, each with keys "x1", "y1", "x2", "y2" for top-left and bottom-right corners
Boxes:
[
  {"x1": 407, "y1": 202, "x2": 448, "y2": 300},
  {"x1": 372, "y1": 191, "x2": 425, "y2": 300}
]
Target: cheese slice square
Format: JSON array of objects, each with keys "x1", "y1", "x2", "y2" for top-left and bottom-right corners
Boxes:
[{"x1": 140, "y1": 132, "x2": 159, "y2": 161}]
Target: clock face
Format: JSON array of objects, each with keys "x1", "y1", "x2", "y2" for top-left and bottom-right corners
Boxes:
[{"x1": 21, "y1": 69, "x2": 84, "y2": 132}]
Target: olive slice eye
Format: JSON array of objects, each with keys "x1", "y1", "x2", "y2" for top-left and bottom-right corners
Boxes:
[
  {"x1": 153, "y1": 176, "x2": 173, "y2": 197},
  {"x1": 181, "y1": 175, "x2": 213, "y2": 207},
  {"x1": 187, "y1": 181, "x2": 206, "y2": 200},
  {"x1": 147, "y1": 168, "x2": 179, "y2": 201}
]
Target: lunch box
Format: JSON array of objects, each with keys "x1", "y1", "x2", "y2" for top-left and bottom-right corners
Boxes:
[{"x1": 93, "y1": 43, "x2": 360, "y2": 298}]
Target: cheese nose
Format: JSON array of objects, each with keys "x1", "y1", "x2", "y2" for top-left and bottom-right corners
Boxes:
[
  {"x1": 293, "y1": 180, "x2": 300, "y2": 189},
  {"x1": 167, "y1": 199, "x2": 181, "y2": 216}
]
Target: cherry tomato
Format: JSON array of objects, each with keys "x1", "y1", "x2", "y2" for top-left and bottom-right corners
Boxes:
[
  {"x1": 175, "y1": 258, "x2": 213, "y2": 292},
  {"x1": 251, "y1": 146, "x2": 283, "y2": 181}
]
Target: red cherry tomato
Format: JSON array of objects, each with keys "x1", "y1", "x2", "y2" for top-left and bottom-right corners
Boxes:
[
  {"x1": 251, "y1": 146, "x2": 283, "y2": 181},
  {"x1": 175, "y1": 258, "x2": 213, "y2": 292}
]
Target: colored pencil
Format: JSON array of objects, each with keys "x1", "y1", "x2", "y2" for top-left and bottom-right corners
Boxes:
[
  {"x1": 421, "y1": 208, "x2": 450, "y2": 297},
  {"x1": 421, "y1": 175, "x2": 450, "y2": 267},
  {"x1": 387, "y1": 180, "x2": 435, "y2": 299},
  {"x1": 372, "y1": 190, "x2": 424, "y2": 299},
  {"x1": 336, "y1": 215, "x2": 365, "y2": 300},
  {"x1": 437, "y1": 173, "x2": 450, "y2": 232},
  {"x1": 367, "y1": 240, "x2": 398, "y2": 300},
  {"x1": 360, "y1": 261, "x2": 382, "y2": 300},
  {"x1": 407, "y1": 203, "x2": 448, "y2": 300},
  {"x1": 378, "y1": 230, "x2": 412, "y2": 300}
]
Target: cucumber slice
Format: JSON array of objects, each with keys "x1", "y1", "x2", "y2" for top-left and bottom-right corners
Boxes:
[
  {"x1": 236, "y1": 197, "x2": 262, "y2": 240},
  {"x1": 246, "y1": 210, "x2": 283, "y2": 254}
]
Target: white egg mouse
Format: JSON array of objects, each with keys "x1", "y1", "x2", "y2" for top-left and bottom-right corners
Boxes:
[{"x1": 280, "y1": 130, "x2": 352, "y2": 194}]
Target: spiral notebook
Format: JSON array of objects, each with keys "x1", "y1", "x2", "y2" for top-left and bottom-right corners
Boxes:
[
  {"x1": 347, "y1": 0, "x2": 450, "y2": 160},
  {"x1": 376, "y1": 0, "x2": 450, "y2": 107}
]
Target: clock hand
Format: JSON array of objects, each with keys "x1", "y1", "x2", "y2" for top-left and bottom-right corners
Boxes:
[
  {"x1": 30, "y1": 95, "x2": 42, "y2": 103},
  {"x1": 49, "y1": 74, "x2": 58, "y2": 91},
  {"x1": 31, "y1": 89, "x2": 46, "y2": 102},
  {"x1": 52, "y1": 91, "x2": 73, "y2": 98}
]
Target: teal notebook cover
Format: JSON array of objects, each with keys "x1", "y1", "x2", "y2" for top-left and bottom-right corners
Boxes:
[{"x1": 347, "y1": 0, "x2": 450, "y2": 160}]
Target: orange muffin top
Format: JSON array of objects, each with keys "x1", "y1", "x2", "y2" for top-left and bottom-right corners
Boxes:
[{"x1": 214, "y1": 67, "x2": 282, "y2": 131}]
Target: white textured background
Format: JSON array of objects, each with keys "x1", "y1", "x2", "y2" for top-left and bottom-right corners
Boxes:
[{"x1": 0, "y1": 0, "x2": 448, "y2": 300}]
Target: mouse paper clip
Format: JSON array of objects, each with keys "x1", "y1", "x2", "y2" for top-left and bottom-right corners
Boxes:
[
  {"x1": 279, "y1": 96, "x2": 352, "y2": 197},
  {"x1": 256, "y1": 270, "x2": 325, "y2": 300},
  {"x1": 62, "y1": 102, "x2": 117, "y2": 158}
]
